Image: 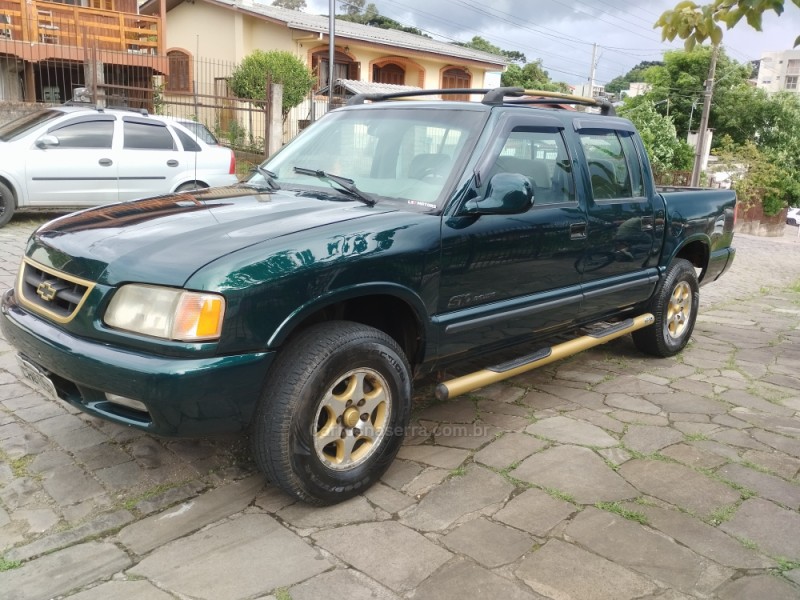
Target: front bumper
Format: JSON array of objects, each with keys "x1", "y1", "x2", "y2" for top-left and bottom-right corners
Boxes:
[{"x1": 1, "y1": 289, "x2": 274, "y2": 436}]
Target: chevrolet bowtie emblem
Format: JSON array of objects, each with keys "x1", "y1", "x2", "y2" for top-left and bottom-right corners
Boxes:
[{"x1": 36, "y1": 281, "x2": 58, "y2": 302}]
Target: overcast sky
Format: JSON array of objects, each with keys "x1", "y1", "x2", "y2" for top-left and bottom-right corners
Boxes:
[{"x1": 300, "y1": 0, "x2": 800, "y2": 85}]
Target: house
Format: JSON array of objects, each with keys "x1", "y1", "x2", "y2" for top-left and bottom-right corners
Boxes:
[
  {"x1": 757, "y1": 49, "x2": 800, "y2": 95},
  {"x1": 0, "y1": 0, "x2": 167, "y2": 105}
]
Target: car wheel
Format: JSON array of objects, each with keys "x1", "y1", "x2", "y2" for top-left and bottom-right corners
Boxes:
[
  {"x1": 0, "y1": 181, "x2": 16, "y2": 228},
  {"x1": 632, "y1": 258, "x2": 699, "y2": 357},
  {"x1": 175, "y1": 181, "x2": 208, "y2": 193},
  {"x1": 251, "y1": 321, "x2": 412, "y2": 505}
]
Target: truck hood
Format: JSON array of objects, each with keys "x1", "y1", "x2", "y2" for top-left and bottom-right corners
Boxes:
[{"x1": 27, "y1": 186, "x2": 395, "y2": 286}]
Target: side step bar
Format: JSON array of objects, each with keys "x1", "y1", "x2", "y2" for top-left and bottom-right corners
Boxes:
[{"x1": 435, "y1": 313, "x2": 654, "y2": 401}]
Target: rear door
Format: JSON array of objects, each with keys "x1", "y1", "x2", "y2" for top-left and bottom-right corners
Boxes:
[
  {"x1": 573, "y1": 121, "x2": 660, "y2": 318},
  {"x1": 436, "y1": 113, "x2": 588, "y2": 359},
  {"x1": 25, "y1": 114, "x2": 118, "y2": 207},
  {"x1": 117, "y1": 117, "x2": 183, "y2": 201}
]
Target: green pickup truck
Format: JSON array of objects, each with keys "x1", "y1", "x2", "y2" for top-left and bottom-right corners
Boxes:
[{"x1": 1, "y1": 88, "x2": 736, "y2": 505}]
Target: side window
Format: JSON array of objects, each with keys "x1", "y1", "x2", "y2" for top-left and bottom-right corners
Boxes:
[
  {"x1": 174, "y1": 127, "x2": 201, "y2": 152},
  {"x1": 50, "y1": 120, "x2": 113, "y2": 149},
  {"x1": 579, "y1": 130, "x2": 644, "y2": 200},
  {"x1": 123, "y1": 122, "x2": 176, "y2": 150},
  {"x1": 489, "y1": 127, "x2": 575, "y2": 204}
]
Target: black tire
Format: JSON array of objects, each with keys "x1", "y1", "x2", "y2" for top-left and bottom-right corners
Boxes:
[
  {"x1": 252, "y1": 321, "x2": 412, "y2": 505},
  {"x1": 175, "y1": 181, "x2": 208, "y2": 193},
  {"x1": 0, "y1": 181, "x2": 16, "y2": 228},
  {"x1": 632, "y1": 258, "x2": 699, "y2": 357}
]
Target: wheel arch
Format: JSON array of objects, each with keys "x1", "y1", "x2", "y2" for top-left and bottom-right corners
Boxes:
[
  {"x1": 267, "y1": 283, "x2": 430, "y2": 367},
  {"x1": 0, "y1": 174, "x2": 20, "y2": 207},
  {"x1": 667, "y1": 236, "x2": 709, "y2": 280}
]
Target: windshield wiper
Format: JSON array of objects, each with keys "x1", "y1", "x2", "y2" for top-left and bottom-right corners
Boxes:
[
  {"x1": 240, "y1": 166, "x2": 280, "y2": 191},
  {"x1": 293, "y1": 167, "x2": 376, "y2": 207}
]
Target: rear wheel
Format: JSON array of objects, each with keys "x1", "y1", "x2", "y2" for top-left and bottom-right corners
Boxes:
[
  {"x1": 0, "y1": 181, "x2": 16, "y2": 228},
  {"x1": 632, "y1": 258, "x2": 699, "y2": 357},
  {"x1": 251, "y1": 321, "x2": 412, "y2": 505}
]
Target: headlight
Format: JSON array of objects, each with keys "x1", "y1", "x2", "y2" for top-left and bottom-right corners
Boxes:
[{"x1": 104, "y1": 284, "x2": 225, "y2": 341}]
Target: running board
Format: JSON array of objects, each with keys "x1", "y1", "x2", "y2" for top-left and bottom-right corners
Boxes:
[{"x1": 435, "y1": 313, "x2": 655, "y2": 401}]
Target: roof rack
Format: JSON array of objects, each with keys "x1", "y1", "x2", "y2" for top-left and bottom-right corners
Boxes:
[{"x1": 346, "y1": 86, "x2": 615, "y2": 116}]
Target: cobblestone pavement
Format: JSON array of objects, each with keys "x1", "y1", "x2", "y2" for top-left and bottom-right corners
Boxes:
[{"x1": 1, "y1": 214, "x2": 800, "y2": 600}]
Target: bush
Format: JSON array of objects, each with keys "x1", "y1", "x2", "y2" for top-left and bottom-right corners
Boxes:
[{"x1": 229, "y1": 51, "x2": 316, "y2": 115}]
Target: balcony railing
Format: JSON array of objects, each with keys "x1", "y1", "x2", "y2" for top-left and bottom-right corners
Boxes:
[{"x1": 0, "y1": 0, "x2": 161, "y2": 55}]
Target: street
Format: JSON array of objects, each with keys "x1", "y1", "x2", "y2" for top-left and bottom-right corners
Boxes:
[{"x1": 1, "y1": 215, "x2": 800, "y2": 600}]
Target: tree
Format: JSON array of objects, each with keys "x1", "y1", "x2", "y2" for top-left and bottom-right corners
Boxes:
[
  {"x1": 454, "y1": 35, "x2": 527, "y2": 64},
  {"x1": 339, "y1": 0, "x2": 365, "y2": 16},
  {"x1": 656, "y1": 0, "x2": 800, "y2": 49},
  {"x1": 229, "y1": 51, "x2": 316, "y2": 115},
  {"x1": 272, "y1": 0, "x2": 306, "y2": 9},
  {"x1": 501, "y1": 61, "x2": 569, "y2": 92},
  {"x1": 604, "y1": 61, "x2": 663, "y2": 96},
  {"x1": 336, "y1": 2, "x2": 427, "y2": 35},
  {"x1": 618, "y1": 100, "x2": 694, "y2": 172}
]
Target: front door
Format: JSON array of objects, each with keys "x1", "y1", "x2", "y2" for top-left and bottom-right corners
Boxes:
[{"x1": 436, "y1": 114, "x2": 587, "y2": 360}]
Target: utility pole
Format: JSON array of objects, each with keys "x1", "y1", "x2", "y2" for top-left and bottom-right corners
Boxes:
[
  {"x1": 691, "y1": 44, "x2": 719, "y2": 187},
  {"x1": 328, "y1": 0, "x2": 335, "y2": 110},
  {"x1": 588, "y1": 42, "x2": 598, "y2": 97}
]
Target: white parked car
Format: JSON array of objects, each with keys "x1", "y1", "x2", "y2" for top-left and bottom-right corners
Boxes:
[
  {"x1": 0, "y1": 107, "x2": 239, "y2": 227},
  {"x1": 787, "y1": 207, "x2": 800, "y2": 226}
]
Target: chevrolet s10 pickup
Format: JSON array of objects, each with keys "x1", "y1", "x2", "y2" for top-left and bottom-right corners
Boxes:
[{"x1": 1, "y1": 88, "x2": 736, "y2": 504}]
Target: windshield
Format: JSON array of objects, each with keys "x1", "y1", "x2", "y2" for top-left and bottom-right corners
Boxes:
[
  {"x1": 251, "y1": 106, "x2": 486, "y2": 210},
  {"x1": 0, "y1": 109, "x2": 64, "y2": 142}
]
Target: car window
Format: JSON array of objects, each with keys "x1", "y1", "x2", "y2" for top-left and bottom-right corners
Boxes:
[
  {"x1": 489, "y1": 127, "x2": 576, "y2": 205},
  {"x1": 174, "y1": 128, "x2": 201, "y2": 152},
  {"x1": 179, "y1": 121, "x2": 218, "y2": 145},
  {"x1": 0, "y1": 109, "x2": 64, "y2": 142},
  {"x1": 123, "y1": 121, "x2": 176, "y2": 150},
  {"x1": 579, "y1": 130, "x2": 643, "y2": 200},
  {"x1": 50, "y1": 120, "x2": 114, "y2": 149}
]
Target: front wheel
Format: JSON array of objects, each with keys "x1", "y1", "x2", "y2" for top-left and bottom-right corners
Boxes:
[
  {"x1": 632, "y1": 258, "x2": 699, "y2": 357},
  {"x1": 251, "y1": 321, "x2": 412, "y2": 505},
  {"x1": 0, "y1": 181, "x2": 16, "y2": 228}
]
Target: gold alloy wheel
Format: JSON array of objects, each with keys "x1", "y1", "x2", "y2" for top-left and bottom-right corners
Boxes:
[
  {"x1": 665, "y1": 281, "x2": 692, "y2": 339},
  {"x1": 312, "y1": 368, "x2": 391, "y2": 471}
]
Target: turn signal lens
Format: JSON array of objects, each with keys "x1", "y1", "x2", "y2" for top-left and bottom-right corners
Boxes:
[{"x1": 173, "y1": 293, "x2": 225, "y2": 340}]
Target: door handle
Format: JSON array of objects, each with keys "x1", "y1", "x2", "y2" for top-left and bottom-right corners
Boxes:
[
  {"x1": 98, "y1": 158, "x2": 113, "y2": 167},
  {"x1": 641, "y1": 216, "x2": 654, "y2": 231},
  {"x1": 570, "y1": 222, "x2": 587, "y2": 240},
  {"x1": 167, "y1": 160, "x2": 179, "y2": 167}
]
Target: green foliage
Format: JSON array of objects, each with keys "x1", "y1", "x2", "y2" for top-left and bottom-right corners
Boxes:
[
  {"x1": 656, "y1": 0, "x2": 800, "y2": 50},
  {"x1": 501, "y1": 61, "x2": 569, "y2": 92},
  {"x1": 0, "y1": 557, "x2": 21, "y2": 572},
  {"x1": 336, "y1": 1, "x2": 427, "y2": 35},
  {"x1": 272, "y1": 0, "x2": 306, "y2": 9},
  {"x1": 605, "y1": 61, "x2": 664, "y2": 96},
  {"x1": 454, "y1": 35, "x2": 526, "y2": 64},
  {"x1": 595, "y1": 501, "x2": 649, "y2": 525},
  {"x1": 229, "y1": 50, "x2": 315, "y2": 115},
  {"x1": 619, "y1": 99, "x2": 694, "y2": 172}
]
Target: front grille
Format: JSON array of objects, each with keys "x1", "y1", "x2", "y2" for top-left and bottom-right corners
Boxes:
[{"x1": 17, "y1": 259, "x2": 95, "y2": 323}]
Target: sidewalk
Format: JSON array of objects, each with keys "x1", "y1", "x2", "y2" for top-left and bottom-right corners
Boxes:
[{"x1": 1, "y1": 216, "x2": 800, "y2": 600}]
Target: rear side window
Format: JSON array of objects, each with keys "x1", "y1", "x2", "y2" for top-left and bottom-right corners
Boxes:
[
  {"x1": 50, "y1": 120, "x2": 114, "y2": 149},
  {"x1": 579, "y1": 130, "x2": 645, "y2": 200},
  {"x1": 174, "y1": 128, "x2": 201, "y2": 152},
  {"x1": 123, "y1": 121, "x2": 176, "y2": 150}
]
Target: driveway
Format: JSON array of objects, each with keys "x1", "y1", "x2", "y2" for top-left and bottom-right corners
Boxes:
[{"x1": 1, "y1": 216, "x2": 800, "y2": 600}]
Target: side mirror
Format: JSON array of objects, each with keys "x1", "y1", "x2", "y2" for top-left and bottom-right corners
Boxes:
[
  {"x1": 463, "y1": 172, "x2": 533, "y2": 215},
  {"x1": 35, "y1": 134, "x2": 59, "y2": 149}
]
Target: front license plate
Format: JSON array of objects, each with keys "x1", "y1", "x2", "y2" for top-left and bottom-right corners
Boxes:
[{"x1": 17, "y1": 355, "x2": 58, "y2": 400}]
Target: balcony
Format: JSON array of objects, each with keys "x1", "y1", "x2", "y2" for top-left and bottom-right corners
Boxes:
[{"x1": 0, "y1": 0, "x2": 165, "y2": 69}]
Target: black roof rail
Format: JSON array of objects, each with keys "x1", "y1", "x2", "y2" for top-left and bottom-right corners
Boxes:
[{"x1": 345, "y1": 86, "x2": 616, "y2": 116}]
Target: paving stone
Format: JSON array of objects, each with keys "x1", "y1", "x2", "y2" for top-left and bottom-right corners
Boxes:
[
  {"x1": 403, "y1": 467, "x2": 450, "y2": 497},
  {"x1": 6, "y1": 509, "x2": 134, "y2": 562},
  {"x1": 32, "y1": 413, "x2": 88, "y2": 436},
  {"x1": 718, "y1": 463, "x2": 800, "y2": 508},
  {"x1": 117, "y1": 475, "x2": 263, "y2": 555},
  {"x1": 730, "y1": 408, "x2": 800, "y2": 438},
  {"x1": 400, "y1": 466, "x2": 513, "y2": 531},
  {"x1": 441, "y1": 517, "x2": 533, "y2": 567},
  {"x1": 1, "y1": 541, "x2": 131, "y2": 600},
  {"x1": 493, "y1": 488, "x2": 576, "y2": 536},
  {"x1": 710, "y1": 428, "x2": 770, "y2": 451},
  {"x1": 380, "y1": 458, "x2": 423, "y2": 490},
  {"x1": 691, "y1": 440, "x2": 742, "y2": 462},
  {"x1": 290, "y1": 569, "x2": 400, "y2": 600},
  {"x1": 724, "y1": 389, "x2": 795, "y2": 416},
  {"x1": 740, "y1": 449, "x2": 800, "y2": 479},
  {"x1": 521, "y1": 386, "x2": 583, "y2": 409},
  {"x1": 14, "y1": 401, "x2": 68, "y2": 423},
  {"x1": 569, "y1": 407, "x2": 626, "y2": 434},
  {"x1": 313, "y1": 521, "x2": 451, "y2": 593},
  {"x1": 618, "y1": 459, "x2": 740, "y2": 519},
  {"x1": 641, "y1": 392, "x2": 728, "y2": 414},
  {"x1": 252, "y1": 485, "x2": 296, "y2": 514},
  {"x1": 713, "y1": 414, "x2": 751, "y2": 429},
  {"x1": 595, "y1": 375, "x2": 672, "y2": 395},
  {"x1": 130, "y1": 513, "x2": 329, "y2": 600},
  {"x1": 479, "y1": 412, "x2": 530, "y2": 431},
  {"x1": 555, "y1": 365, "x2": 611, "y2": 385},
  {"x1": 515, "y1": 539, "x2": 657, "y2": 600},
  {"x1": 669, "y1": 378, "x2": 717, "y2": 396},
  {"x1": 41, "y1": 465, "x2": 105, "y2": 506},
  {"x1": 0, "y1": 430, "x2": 48, "y2": 459},
  {"x1": 622, "y1": 425, "x2": 684, "y2": 455},
  {"x1": 610, "y1": 410, "x2": 670, "y2": 426},
  {"x1": 526, "y1": 415, "x2": 618, "y2": 447},
  {"x1": 477, "y1": 399, "x2": 531, "y2": 417},
  {"x1": 513, "y1": 445, "x2": 637, "y2": 504},
  {"x1": 397, "y1": 445, "x2": 470, "y2": 469},
  {"x1": 414, "y1": 559, "x2": 541, "y2": 600},
  {"x1": 670, "y1": 412, "x2": 711, "y2": 423},
  {"x1": 0, "y1": 476, "x2": 40, "y2": 511},
  {"x1": 29, "y1": 450, "x2": 73, "y2": 474},
  {"x1": 624, "y1": 504, "x2": 774, "y2": 569},
  {"x1": 672, "y1": 421, "x2": 722, "y2": 436},
  {"x1": 435, "y1": 423, "x2": 502, "y2": 450},
  {"x1": 720, "y1": 498, "x2": 800, "y2": 559},
  {"x1": 566, "y1": 508, "x2": 727, "y2": 595},
  {"x1": 472, "y1": 383, "x2": 526, "y2": 403},
  {"x1": 65, "y1": 580, "x2": 176, "y2": 600},
  {"x1": 363, "y1": 482, "x2": 416, "y2": 514},
  {"x1": 473, "y1": 432, "x2": 546, "y2": 469},
  {"x1": 416, "y1": 400, "x2": 477, "y2": 423},
  {"x1": 277, "y1": 495, "x2": 380, "y2": 529},
  {"x1": 74, "y1": 443, "x2": 133, "y2": 471},
  {"x1": 14, "y1": 508, "x2": 59, "y2": 534},
  {"x1": 660, "y1": 443, "x2": 728, "y2": 469},
  {"x1": 605, "y1": 394, "x2": 662, "y2": 414},
  {"x1": 597, "y1": 446, "x2": 632, "y2": 466},
  {"x1": 716, "y1": 574, "x2": 800, "y2": 600},
  {"x1": 752, "y1": 428, "x2": 800, "y2": 458}
]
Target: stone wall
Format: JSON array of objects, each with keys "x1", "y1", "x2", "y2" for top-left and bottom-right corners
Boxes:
[
  {"x1": 0, "y1": 102, "x2": 56, "y2": 126},
  {"x1": 735, "y1": 203, "x2": 788, "y2": 237}
]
